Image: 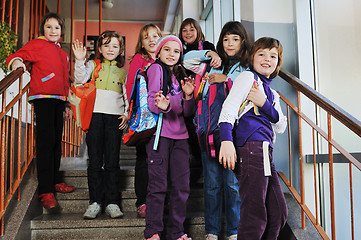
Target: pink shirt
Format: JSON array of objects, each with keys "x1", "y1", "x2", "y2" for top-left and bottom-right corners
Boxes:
[{"x1": 126, "y1": 53, "x2": 155, "y2": 101}]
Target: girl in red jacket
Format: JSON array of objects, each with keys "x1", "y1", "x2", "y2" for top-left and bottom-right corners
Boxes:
[{"x1": 6, "y1": 12, "x2": 75, "y2": 210}]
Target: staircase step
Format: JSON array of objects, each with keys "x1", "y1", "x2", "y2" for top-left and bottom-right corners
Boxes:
[
  {"x1": 33, "y1": 145, "x2": 206, "y2": 239},
  {"x1": 63, "y1": 168, "x2": 135, "y2": 177},
  {"x1": 46, "y1": 189, "x2": 204, "y2": 214},
  {"x1": 63, "y1": 175, "x2": 135, "y2": 190},
  {"x1": 62, "y1": 168, "x2": 203, "y2": 192},
  {"x1": 119, "y1": 159, "x2": 137, "y2": 167},
  {"x1": 63, "y1": 169, "x2": 136, "y2": 190},
  {"x1": 31, "y1": 212, "x2": 205, "y2": 240}
]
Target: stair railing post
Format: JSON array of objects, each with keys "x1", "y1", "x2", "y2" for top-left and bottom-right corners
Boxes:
[
  {"x1": 327, "y1": 113, "x2": 336, "y2": 240},
  {"x1": 297, "y1": 90, "x2": 306, "y2": 229}
]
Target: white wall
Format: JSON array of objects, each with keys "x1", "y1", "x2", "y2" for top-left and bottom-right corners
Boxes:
[
  {"x1": 314, "y1": 0, "x2": 361, "y2": 152},
  {"x1": 181, "y1": 0, "x2": 199, "y2": 20},
  {"x1": 313, "y1": 1, "x2": 361, "y2": 238},
  {"x1": 0, "y1": 69, "x2": 32, "y2": 123}
]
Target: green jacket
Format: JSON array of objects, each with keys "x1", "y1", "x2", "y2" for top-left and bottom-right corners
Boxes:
[{"x1": 93, "y1": 60, "x2": 126, "y2": 94}]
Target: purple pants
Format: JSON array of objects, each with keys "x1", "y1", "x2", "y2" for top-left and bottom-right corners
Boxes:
[
  {"x1": 144, "y1": 136, "x2": 190, "y2": 240},
  {"x1": 234, "y1": 141, "x2": 287, "y2": 240}
]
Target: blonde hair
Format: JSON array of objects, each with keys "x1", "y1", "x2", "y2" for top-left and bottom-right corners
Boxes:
[{"x1": 131, "y1": 24, "x2": 162, "y2": 62}]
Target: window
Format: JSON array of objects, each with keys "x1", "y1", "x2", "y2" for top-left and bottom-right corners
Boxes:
[
  {"x1": 204, "y1": 10, "x2": 214, "y2": 44},
  {"x1": 221, "y1": 0, "x2": 233, "y2": 25}
]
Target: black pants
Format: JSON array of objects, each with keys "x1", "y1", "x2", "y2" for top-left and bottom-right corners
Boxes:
[
  {"x1": 86, "y1": 113, "x2": 123, "y2": 206},
  {"x1": 135, "y1": 143, "x2": 148, "y2": 207},
  {"x1": 33, "y1": 99, "x2": 65, "y2": 194},
  {"x1": 185, "y1": 116, "x2": 202, "y2": 186}
]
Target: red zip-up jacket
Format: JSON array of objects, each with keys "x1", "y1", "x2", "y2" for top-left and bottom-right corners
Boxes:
[{"x1": 6, "y1": 37, "x2": 70, "y2": 101}]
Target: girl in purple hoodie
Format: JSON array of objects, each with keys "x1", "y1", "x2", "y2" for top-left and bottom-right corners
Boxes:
[
  {"x1": 144, "y1": 35, "x2": 195, "y2": 240},
  {"x1": 218, "y1": 37, "x2": 288, "y2": 240}
]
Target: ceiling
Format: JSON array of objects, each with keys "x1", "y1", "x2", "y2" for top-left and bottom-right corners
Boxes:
[{"x1": 46, "y1": 0, "x2": 179, "y2": 32}]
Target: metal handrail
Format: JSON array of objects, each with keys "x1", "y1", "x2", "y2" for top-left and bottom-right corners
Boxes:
[
  {"x1": 279, "y1": 69, "x2": 361, "y2": 138},
  {"x1": 0, "y1": 64, "x2": 83, "y2": 236},
  {"x1": 277, "y1": 68, "x2": 361, "y2": 240}
]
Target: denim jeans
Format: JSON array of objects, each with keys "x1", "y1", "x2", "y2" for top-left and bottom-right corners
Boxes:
[{"x1": 202, "y1": 152, "x2": 240, "y2": 236}]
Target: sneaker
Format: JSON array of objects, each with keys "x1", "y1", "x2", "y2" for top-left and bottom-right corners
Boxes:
[
  {"x1": 83, "y1": 202, "x2": 101, "y2": 219},
  {"x1": 227, "y1": 234, "x2": 237, "y2": 240},
  {"x1": 39, "y1": 193, "x2": 58, "y2": 209},
  {"x1": 144, "y1": 233, "x2": 160, "y2": 240},
  {"x1": 55, "y1": 182, "x2": 75, "y2": 193},
  {"x1": 205, "y1": 234, "x2": 218, "y2": 240},
  {"x1": 105, "y1": 204, "x2": 123, "y2": 218},
  {"x1": 137, "y1": 204, "x2": 146, "y2": 218},
  {"x1": 177, "y1": 234, "x2": 192, "y2": 240}
]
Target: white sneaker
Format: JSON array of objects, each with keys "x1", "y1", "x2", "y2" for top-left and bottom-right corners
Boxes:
[
  {"x1": 227, "y1": 234, "x2": 237, "y2": 240},
  {"x1": 205, "y1": 234, "x2": 218, "y2": 240},
  {"x1": 83, "y1": 202, "x2": 101, "y2": 219},
  {"x1": 105, "y1": 204, "x2": 123, "y2": 218}
]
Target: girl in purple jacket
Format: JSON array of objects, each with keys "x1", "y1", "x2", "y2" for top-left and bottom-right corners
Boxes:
[
  {"x1": 218, "y1": 37, "x2": 288, "y2": 240},
  {"x1": 144, "y1": 35, "x2": 195, "y2": 240}
]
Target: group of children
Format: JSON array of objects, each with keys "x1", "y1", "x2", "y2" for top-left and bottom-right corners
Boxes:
[{"x1": 6, "y1": 12, "x2": 288, "y2": 240}]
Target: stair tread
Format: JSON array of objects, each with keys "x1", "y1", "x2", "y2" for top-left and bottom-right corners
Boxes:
[
  {"x1": 63, "y1": 168, "x2": 136, "y2": 177},
  {"x1": 31, "y1": 212, "x2": 145, "y2": 229},
  {"x1": 56, "y1": 188, "x2": 204, "y2": 200},
  {"x1": 31, "y1": 211, "x2": 205, "y2": 229},
  {"x1": 62, "y1": 166, "x2": 203, "y2": 177}
]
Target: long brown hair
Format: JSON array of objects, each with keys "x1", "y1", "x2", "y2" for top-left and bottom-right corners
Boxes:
[
  {"x1": 216, "y1": 21, "x2": 251, "y2": 69},
  {"x1": 178, "y1": 18, "x2": 205, "y2": 45},
  {"x1": 95, "y1": 30, "x2": 125, "y2": 68}
]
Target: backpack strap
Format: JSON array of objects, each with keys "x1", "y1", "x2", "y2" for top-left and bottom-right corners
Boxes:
[
  {"x1": 152, "y1": 62, "x2": 168, "y2": 150},
  {"x1": 124, "y1": 67, "x2": 147, "y2": 133},
  {"x1": 194, "y1": 63, "x2": 211, "y2": 104},
  {"x1": 237, "y1": 71, "x2": 261, "y2": 118},
  {"x1": 90, "y1": 59, "x2": 102, "y2": 85},
  {"x1": 198, "y1": 41, "x2": 204, "y2": 50}
]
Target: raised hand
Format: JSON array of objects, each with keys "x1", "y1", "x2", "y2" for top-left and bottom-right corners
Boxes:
[
  {"x1": 154, "y1": 90, "x2": 170, "y2": 111},
  {"x1": 72, "y1": 40, "x2": 87, "y2": 61},
  {"x1": 181, "y1": 76, "x2": 195, "y2": 99}
]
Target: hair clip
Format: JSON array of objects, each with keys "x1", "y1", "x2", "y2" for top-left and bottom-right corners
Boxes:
[{"x1": 101, "y1": 33, "x2": 105, "y2": 38}]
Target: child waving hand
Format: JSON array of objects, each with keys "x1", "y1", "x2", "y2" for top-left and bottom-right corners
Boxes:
[
  {"x1": 72, "y1": 31, "x2": 128, "y2": 219},
  {"x1": 144, "y1": 35, "x2": 195, "y2": 240}
]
